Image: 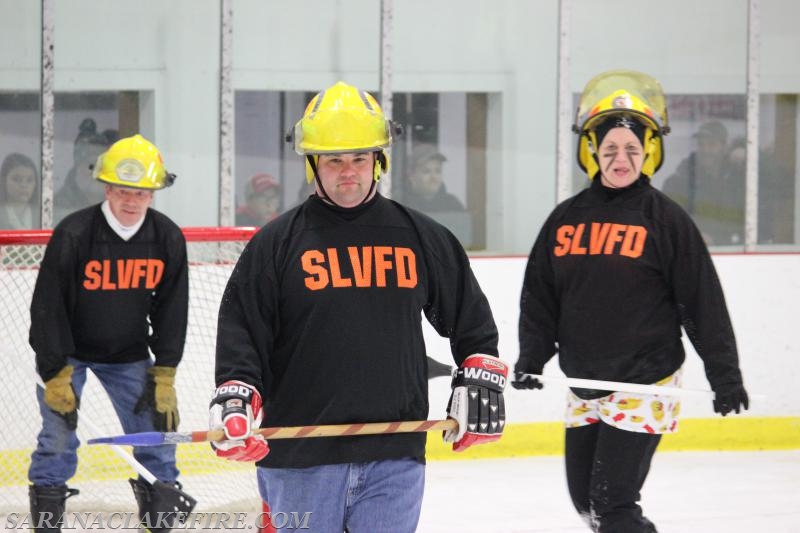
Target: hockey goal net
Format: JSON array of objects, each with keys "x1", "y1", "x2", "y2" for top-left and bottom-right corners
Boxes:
[{"x1": 0, "y1": 227, "x2": 260, "y2": 513}]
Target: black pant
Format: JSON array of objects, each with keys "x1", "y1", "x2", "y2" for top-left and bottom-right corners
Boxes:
[{"x1": 565, "y1": 422, "x2": 661, "y2": 533}]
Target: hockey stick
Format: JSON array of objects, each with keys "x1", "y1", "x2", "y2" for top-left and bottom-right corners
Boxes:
[
  {"x1": 77, "y1": 406, "x2": 197, "y2": 518},
  {"x1": 523, "y1": 373, "x2": 765, "y2": 400},
  {"x1": 82, "y1": 410, "x2": 162, "y2": 483},
  {"x1": 89, "y1": 418, "x2": 458, "y2": 447},
  {"x1": 523, "y1": 374, "x2": 714, "y2": 397},
  {"x1": 34, "y1": 380, "x2": 157, "y2": 483},
  {"x1": 35, "y1": 380, "x2": 197, "y2": 515}
]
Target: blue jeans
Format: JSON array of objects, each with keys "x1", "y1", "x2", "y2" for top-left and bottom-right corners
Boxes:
[
  {"x1": 257, "y1": 459, "x2": 425, "y2": 533},
  {"x1": 29, "y1": 357, "x2": 178, "y2": 486}
]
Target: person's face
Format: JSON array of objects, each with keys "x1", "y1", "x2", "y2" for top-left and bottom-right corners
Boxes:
[
  {"x1": 597, "y1": 127, "x2": 644, "y2": 188},
  {"x1": 78, "y1": 145, "x2": 109, "y2": 202},
  {"x1": 77, "y1": 144, "x2": 106, "y2": 175},
  {"x1": 249, "y1": 189, "x2": 281, "y2": 220},
  {"x1": 696, "y1": 136, "x2": 726, "y2": 168},
  {"x1": 726, "y1": 146, "x2": 746, "y2": 176},
  {"x1": 105, "y1": 185, "x2": 153, "y2": 226},
  {"x1": 315, "y1": 153, "x2": 376, "y2": 208},
  {"x1": 410, "y1": 159, "x2": 444, "y2": 198},
  {"x1": 5, "y1": 165, "x2": 37, "y2": 204}
]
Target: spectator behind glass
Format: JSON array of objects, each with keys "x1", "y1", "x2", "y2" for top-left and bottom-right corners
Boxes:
[
  {"x1": 54, "y1": 118, "x2": 117, "y2": 225},
  {"x1": 403, "y1": 144, "x2": 465, "y2": 212},
  {"x1": 0, "y1": 153, "x2": 39, "y2": 229},
  {"x1": 235, "y1": 173, "x2": 282, "y2": 227},
  {"x1": 662, "y1": 120, "x2": 744, "y2": 245}
]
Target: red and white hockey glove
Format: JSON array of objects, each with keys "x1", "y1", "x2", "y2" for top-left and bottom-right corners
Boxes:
[
  {"x1": 443, "y1": 354, "x2": 508, "y2": 452},
  {"x1": 209, "y1": 381, "x2": 269, "y2": 461}
]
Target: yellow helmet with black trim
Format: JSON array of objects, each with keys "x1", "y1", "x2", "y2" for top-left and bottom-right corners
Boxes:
[
  {"x1": 93, "y1": 134, "x2": 176, "y2": 190},
  {"x1": 574, "y1": 70, "x2": 669, "y2": 179},
  {"x1": 291, "y1": 81, "x2": 395, "y2": 183}
]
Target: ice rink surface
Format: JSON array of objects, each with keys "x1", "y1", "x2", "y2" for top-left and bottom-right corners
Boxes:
[
  {"x1": 3, "y1": 450, "x2": 798, "y2": 532},
  {"x1": 420, "y1": 450, "x2": 800, "y2": 532}
]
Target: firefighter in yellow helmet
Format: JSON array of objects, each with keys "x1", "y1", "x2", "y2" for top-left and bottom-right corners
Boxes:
[
  {"x1": 513, "y1": 70, "x2": 748, "y2": 531},
  {"x1": 94, "y1": 134, "x2": 176, "y2": 190},
  {"x1": 29, "y1": 133, "x2": 194, "y2": 531},
  {"x1": 210, "y1": 81, "x2": 505, "y2": 532},
  {"x1": 573, "y1": 69, "x2": 670, "y2": 182},
  {"x1": 290, "y1": 81, "x2": 396, "y2": 207}
]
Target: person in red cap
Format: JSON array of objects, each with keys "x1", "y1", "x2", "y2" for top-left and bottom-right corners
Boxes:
[{"x1": 236, "y1": 173, "x2": 281, "y2": 227}]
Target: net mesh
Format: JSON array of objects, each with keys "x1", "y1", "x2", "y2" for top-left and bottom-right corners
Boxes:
[{"x1": 0, "y1": 227, "x2": 260, "y2": 513}]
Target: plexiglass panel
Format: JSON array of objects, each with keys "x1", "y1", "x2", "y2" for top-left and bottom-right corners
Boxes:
[
  {"x1": 234, "y1": 90, "x2": 308, "y2": 225},
  {"x1": 657, "y1": 95, "x2": 747, "y2": 247},
  {"x1": 54, "y1": 0, "x2": 220, "y2": 227},
  {"x1": 569, "y1": 0, "x2": 750, "y2": 250},
  {"x1": 0, "y1": 1, "x2": 41, "y2": 229},
  {"x1": 0, "y1": 93, "x2": 41, "y2": 229},
  {"x1": 51, "y1": 93, "x2": 119, "y2": 225},
  {"x1": 1, "y1": 0, "x2": 799, "y2": 250},
  {"x1": 760, "y1": 1, "x2": 800, "y2": 247}
]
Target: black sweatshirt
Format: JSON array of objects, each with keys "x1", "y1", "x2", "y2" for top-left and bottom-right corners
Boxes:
[
  {"x1": 215, "y1": 194, "x2": 498, "y2": 468},
  {"x1": 29, "y1": 205, "x2": 189, "y2": 381},
  {"x1": 517, "y1": 178, "x2": 743, "y2": 398}
]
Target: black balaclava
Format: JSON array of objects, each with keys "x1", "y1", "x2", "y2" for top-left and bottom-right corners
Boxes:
[
  {"x1": 594, "y1": 114, "x2": 646, "y2": 147},
  {"x1": 591, "y1": 114, "x2": 649, "y2": 186}
]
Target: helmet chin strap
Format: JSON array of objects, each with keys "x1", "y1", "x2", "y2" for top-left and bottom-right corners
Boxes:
[{"x1": 307, "y1": 155, "x2": 378, "y2": 208}]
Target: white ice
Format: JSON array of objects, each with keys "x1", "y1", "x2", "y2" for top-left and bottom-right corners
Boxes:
[
  {"x1": 419, "y1": 450, "x2": 800, "y2": 532},
  {"x1": 5, "y1": 450, "x2": 798, "y2": 532}
]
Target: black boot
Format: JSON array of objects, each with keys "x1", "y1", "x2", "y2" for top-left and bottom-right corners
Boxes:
[
  {"x1": 130, "y1": 478, "x2": 196, "y2": 533},
  {"x1": 29, "y1": 485, "x2": 79, "y2": 533}
]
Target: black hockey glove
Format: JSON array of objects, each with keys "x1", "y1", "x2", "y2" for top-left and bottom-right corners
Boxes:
[
  {"x1": 713, "y1": 382, "x2": 749, "y2": 416},
  {"x1": 443, "y1": 354, "x2": 508, "y2": 452},
  {"x1": 511, "y1": 372, "x2": 544, "y2": 390},
  {"x1": 511, "y1": 358, "x2": 544, "y2": 390}
]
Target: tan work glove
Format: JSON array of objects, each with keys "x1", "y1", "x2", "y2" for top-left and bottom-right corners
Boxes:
[
  {"x1": 43, "y1": 365, "x2": 78, "y2": 430},
  {"x1": 134, "y1": 366, "x2": 180, "y2": 432}
]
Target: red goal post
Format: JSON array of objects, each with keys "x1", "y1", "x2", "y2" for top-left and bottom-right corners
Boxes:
[
  {"x1": 0, "y1": 226, "x2": 260, "y2": 513},
  {"x1": 0, "y1": 226, "x2": 258, "y2": 245}
]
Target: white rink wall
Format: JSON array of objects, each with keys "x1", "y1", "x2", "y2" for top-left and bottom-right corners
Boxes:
[
  {"x1": 424, "y1": 254, "x2": 800, "y2": 423},
  {"x1": 1, "y1": 250, "x2": 797, "y2": 512},
  {"x1": 2, "y1": 253, "x2": 797, "y2": 442}
]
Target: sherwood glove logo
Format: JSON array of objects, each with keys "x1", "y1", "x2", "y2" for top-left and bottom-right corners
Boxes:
[
  {"x1": 479, "y1": 358, "x2": 507, "y2": 371},
  {"x1": 463, "y1": 367, "x2": 507, "y2": 388},
  {"x1": 215, "y1": 384, "x2": 252, "y2": 398}
]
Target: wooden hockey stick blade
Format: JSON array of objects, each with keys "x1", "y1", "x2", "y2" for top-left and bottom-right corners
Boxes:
[{"x1": 88, "y1": 418, "x2": 458, "y2": 447}]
